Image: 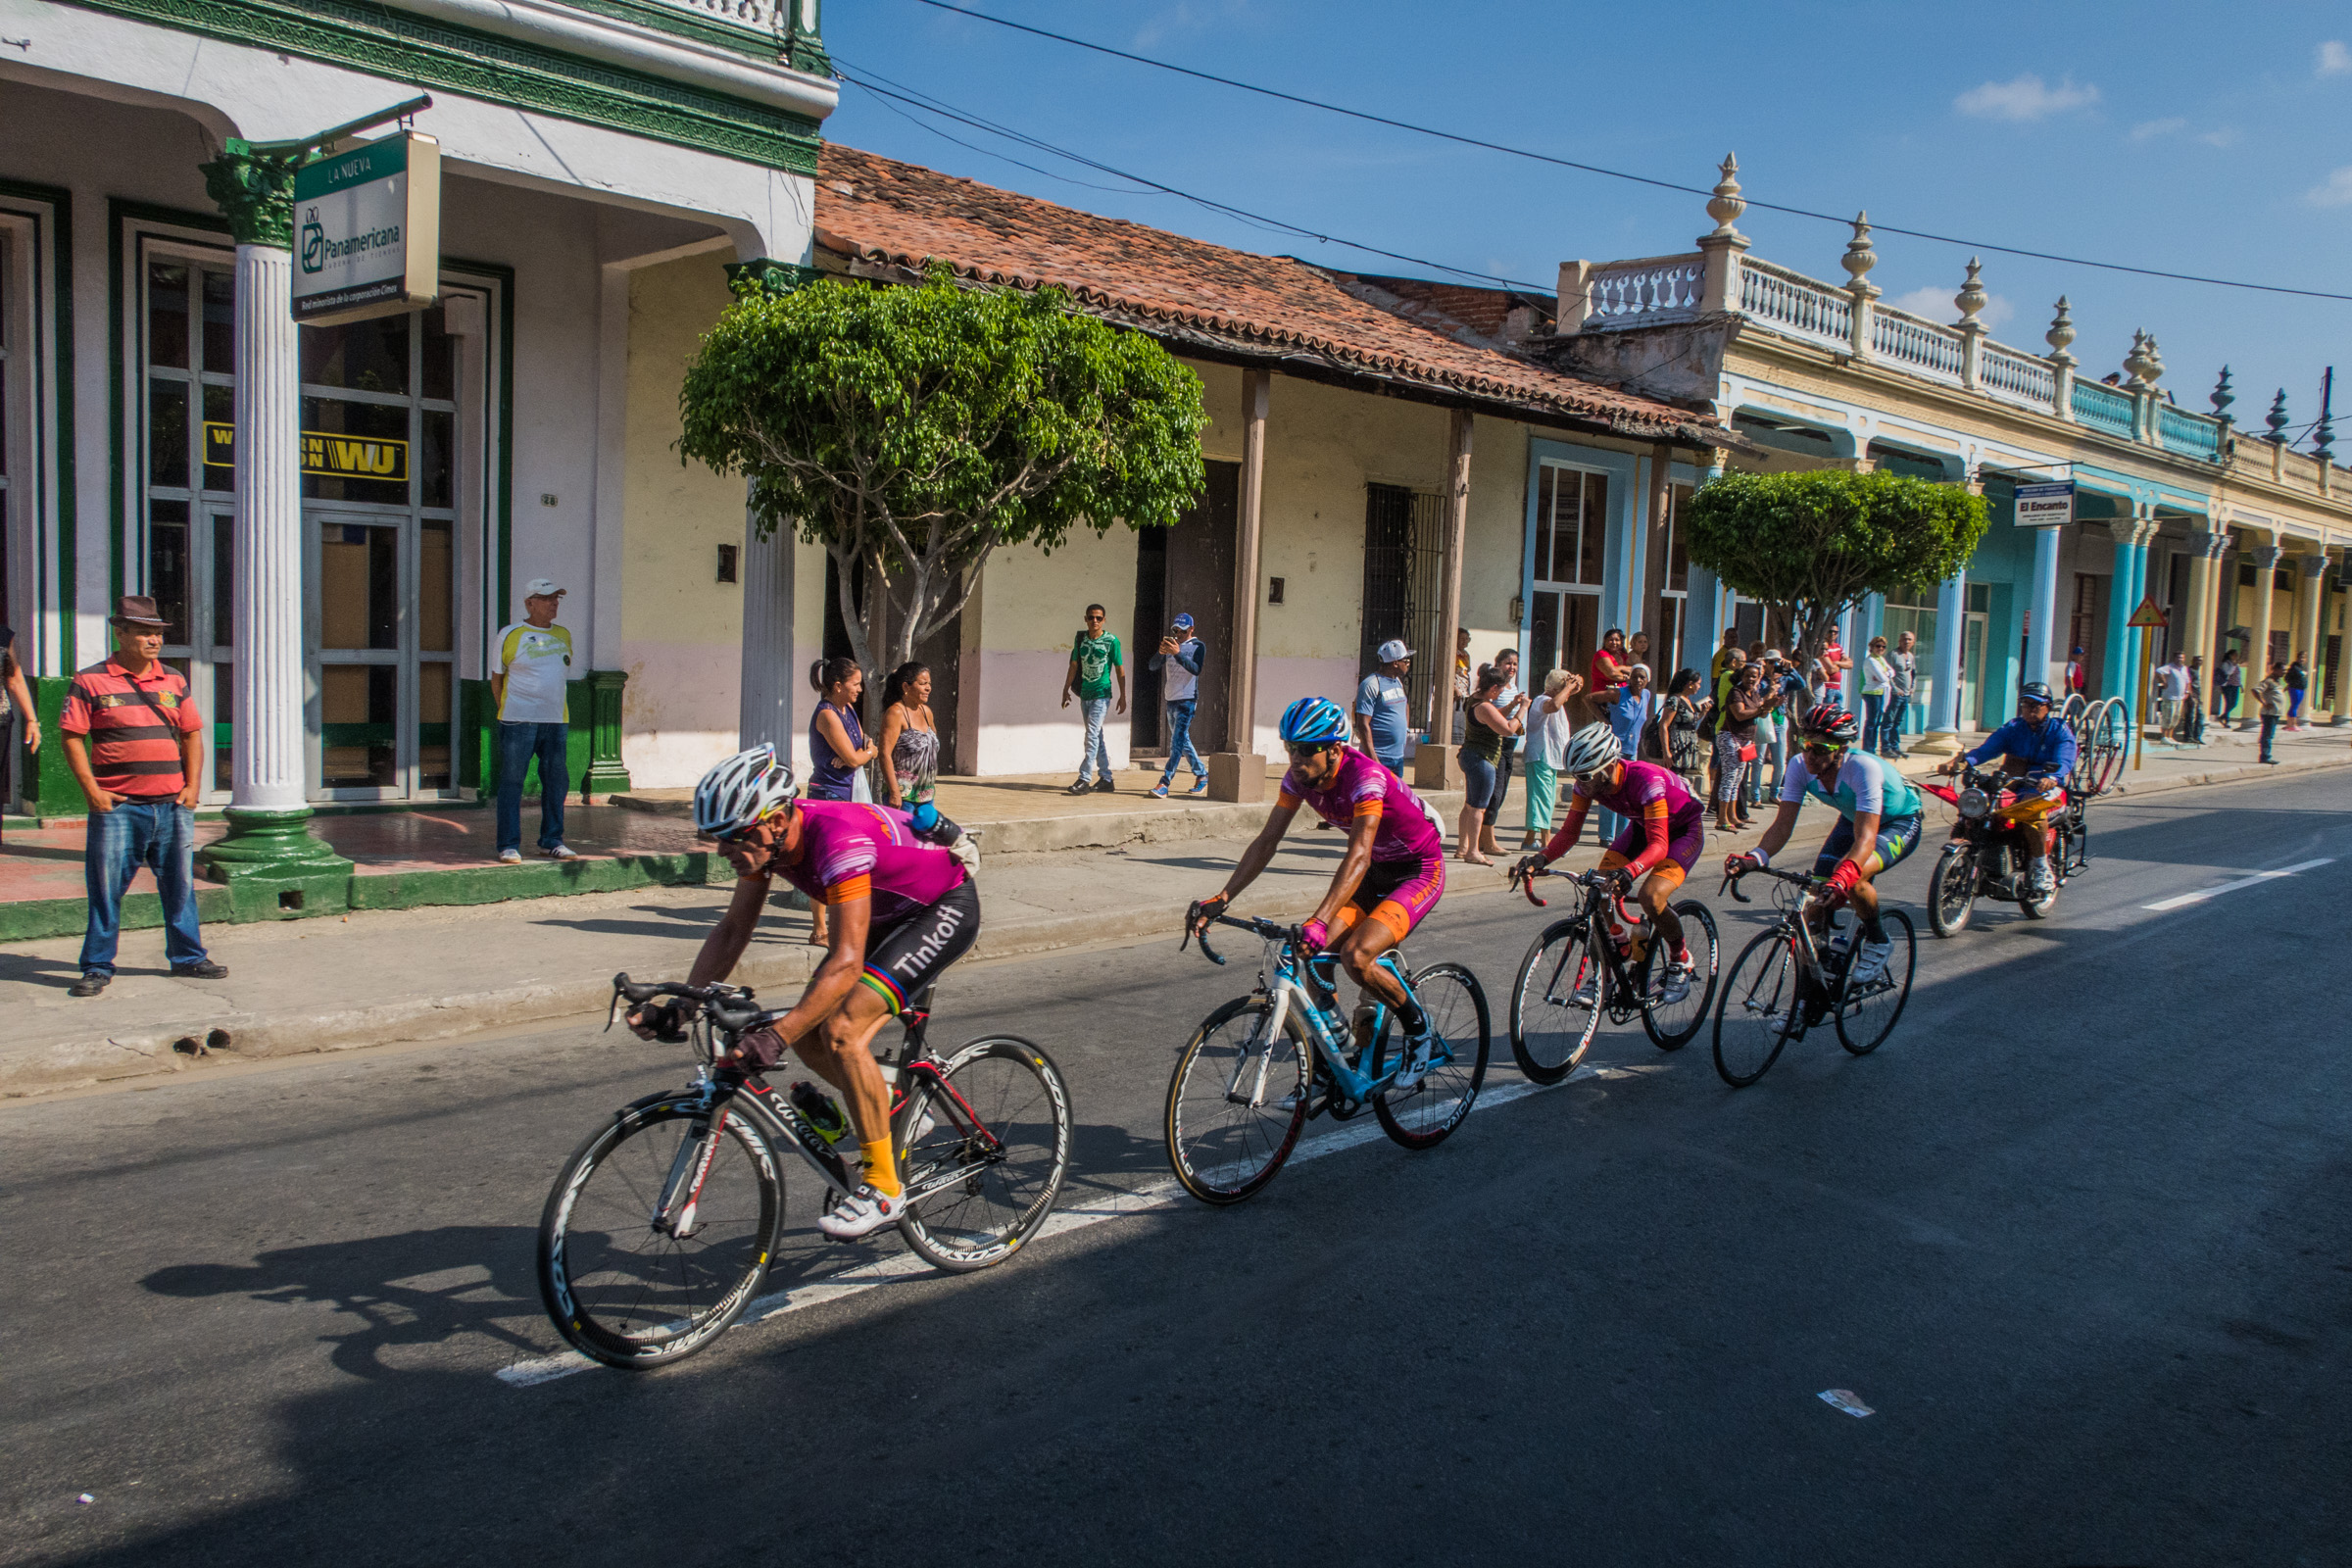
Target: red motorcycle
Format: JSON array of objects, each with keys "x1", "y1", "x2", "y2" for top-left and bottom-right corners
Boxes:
[{"x1": 1917, "y1": 762, "x2": 2086, "y2": 935}]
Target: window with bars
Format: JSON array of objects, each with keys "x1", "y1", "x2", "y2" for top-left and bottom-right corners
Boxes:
[{"x1": 1359, "y1": 483, "x2": 1447, "y2": 733}]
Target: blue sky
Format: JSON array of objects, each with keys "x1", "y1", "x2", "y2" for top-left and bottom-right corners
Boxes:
[{"x1": 823, "y1": 0, "x2": 2352, "y2": 444}]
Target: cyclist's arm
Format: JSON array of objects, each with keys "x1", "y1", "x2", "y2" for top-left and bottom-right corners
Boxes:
[
  {"x1": 1753, "y1": 799, "x2": 1802, "y2": 859},
  {"x1": 1311, "y1": 808, "x2": 1381, "y2": 929},
  {"x1": 1620, "y1": 801, "x2": 1674, "y2": 879},
  {"x1": 760, "y1": 893, "x2": 872, "y2": 1054},
  {"x1": 1841, "y1": 809, "x2": 1883, "y2": 875},
  {"x1": 685, "y1": 874, "x2": 771, "y2": 989},
  {"x1": 1540, "y1": 794, "x2": 1592, "y2": 863},
  {"x1": 1213, "y1": 799, "x2": 1301, "y2": 902}
]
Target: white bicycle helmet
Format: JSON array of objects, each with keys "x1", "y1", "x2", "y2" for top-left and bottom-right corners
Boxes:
[
  {"x1": 692, "y1": 743, "x2": 801, "y2": 837},
  {"x1": 1560, "y1": 721, "x2": 1623, "y2": 776}
]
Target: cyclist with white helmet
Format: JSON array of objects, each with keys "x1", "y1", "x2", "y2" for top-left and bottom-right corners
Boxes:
[
  {"x1": 1510, "y1": 722, "x2": 1708, "y2": 1004},
  {"x1": 1726, "y1": 703, "x2": 1923, "y2": 985},
  {"x1": 629, "y1": 743, "x2": 981, "y2": 1240},
  {"x1": 1190, "y1": 696, "x2": 1449, "y2": 1074}
]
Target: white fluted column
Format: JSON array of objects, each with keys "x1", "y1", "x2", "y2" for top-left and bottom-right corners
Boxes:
[
  {"x1": 1912, "y1": 572, "x2": 1969, "y2": 754},
  {"x1": 2024, "y1": 523, "x2": 2062, "y2": 692}
]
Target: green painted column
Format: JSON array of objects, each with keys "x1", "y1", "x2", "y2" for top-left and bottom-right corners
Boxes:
[
  {"x1": 582, "y1": 669, "x2": 632, "y2": 798},
  {"x1": 784, "y1": 0, "x2": 831, "y2": 75},
  {"x1": 194, "y1": 140, "x2": 354, "y2": 917}
]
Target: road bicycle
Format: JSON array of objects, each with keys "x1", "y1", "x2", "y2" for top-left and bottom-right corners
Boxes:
[
  {"x1": 1710, "y1": 865, "x2": 1916, "y2": 1088},
  {"x1": 536, "y1": 972, "x2": 1072, "y2": 1369},
  {"x1": 1504, "y1": 865, "x2": 1720, "y2": 1084},
  {"x1": 2071, "y1": 695, "x2": 2128, "y2": 797},
  {"x1": 1163, "y1": 911, "x2": 1489, "y2": 1204}
]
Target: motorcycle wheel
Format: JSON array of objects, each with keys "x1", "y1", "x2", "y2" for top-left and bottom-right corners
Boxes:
[{"x1": 1928, "y1": 846, "x2": 1977, "y2": 937}]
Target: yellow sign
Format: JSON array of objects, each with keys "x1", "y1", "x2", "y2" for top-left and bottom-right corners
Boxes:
[
  {"x1": 2126, "y1": 596, "x2": 2169, "y2": 629},
  {"x1": 204, "y1": 421, "x2": 409, "y2": 483}
]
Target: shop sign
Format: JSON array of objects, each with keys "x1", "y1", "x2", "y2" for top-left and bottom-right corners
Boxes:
[
  {"x1": 291, "y1": 131, "x2": 441, "y2": 325},
  {"x1": 205, "y1": 422, "x2": 410, "y2": 482},
  {"x1": 2013, "y1": 481, "x2": 2074, "y2": 527}
]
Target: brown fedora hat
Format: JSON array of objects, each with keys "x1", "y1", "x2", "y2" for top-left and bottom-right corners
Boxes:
[{"x1": 109, "y1": 595, "x2": 172, "y2": 629}]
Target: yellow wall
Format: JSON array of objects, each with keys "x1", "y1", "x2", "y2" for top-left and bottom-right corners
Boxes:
[{"x1": 621, "y1": 252, "x2": 747, "y2": 786}]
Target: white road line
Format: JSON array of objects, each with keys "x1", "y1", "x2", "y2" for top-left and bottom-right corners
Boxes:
[
  {"x1": 497, "y1": 1070, "x2": 1578, "y2": 1388},
  {"x1": 2140, "y1": 857, "x2": 2334, "y2": 912}
]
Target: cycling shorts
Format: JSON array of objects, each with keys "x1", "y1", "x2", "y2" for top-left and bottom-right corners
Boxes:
[
  {"x1": 1329, "y1": 850, "x2": 1446, "y2": 946},
  {"x1": 1601, "y1": 815, "x2": 1705, "y2": 893},
  {"x1": 1814, "y1": 812, "x2": 1923, "y2": 880},
  {"x1": 857, "y1": 877, "x2": 981, "y2": 1015}
]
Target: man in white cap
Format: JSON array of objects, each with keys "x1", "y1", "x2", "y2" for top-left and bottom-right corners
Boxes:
[
  {"x1": 1353, "y1": 638, "x2": 1415, "y2": 777},
  {"x1": 491, "y1": 578, "x2": 580, "y2": 863}
]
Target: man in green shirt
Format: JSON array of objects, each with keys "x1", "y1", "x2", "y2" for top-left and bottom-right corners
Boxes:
[{"x1": 1060, "y1": 603, "x2": 1128, "y2": 794}]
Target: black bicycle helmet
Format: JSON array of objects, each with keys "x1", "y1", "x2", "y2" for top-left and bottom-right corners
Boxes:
[{"x1": 1801, "y1": 703, "x2": 1861, "y2": 746}]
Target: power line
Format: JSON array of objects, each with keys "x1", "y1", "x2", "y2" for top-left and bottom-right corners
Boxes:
[
  {"x1": 835, "y1": 61, "x2": 1558, "y2": 291},
  {"x1": 906, "y1": 0, "x2": 2352, "y2": 305}
]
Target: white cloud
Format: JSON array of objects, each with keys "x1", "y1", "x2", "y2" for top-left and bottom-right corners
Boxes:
[
  {"x1": 1955, "y1": 73, "x2": 2100, "y2": 122},
  {"x1": 2320, "y1": 40, "x2": 2351, "y2": 75},
  {"x1": 1886, "y1": 286, "x2": 2014, "y2": 330},
  {"x1": 2198, "y1": 126, "x2": 2243, "y2": 148},
  {"x1": 2132, "y1": 117, "x2": 2186, "y2": 140},
  {"x1": 2308, "y1": 166, "x2": 2352, "y2": 206}
]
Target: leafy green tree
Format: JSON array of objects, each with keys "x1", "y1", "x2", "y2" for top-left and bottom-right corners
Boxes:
[
  {"x1": 1683, "y1": 468, "x2": 1988, "y2": 661},
  {"x1": 677, "y1": 270, "x2": 1207, "y2": 684}
]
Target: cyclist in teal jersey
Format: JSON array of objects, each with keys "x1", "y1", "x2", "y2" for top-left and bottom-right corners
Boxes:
[{"x1": 1726, "y1": 704, "x2": 1922, "y2": 985}]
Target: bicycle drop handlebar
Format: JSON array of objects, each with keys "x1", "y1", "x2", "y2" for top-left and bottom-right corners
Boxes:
[
  {"x1": 1718, "y1": 863, "x2": 1819, "y2": 905},
  {"x1": 1509, "y1": 862, "x2": 1630, "y2": 909},
  {"x1": 605, "y1": 971, "x2": 778, "y2": 1039},
  {"x1": 1180, "y1": 907, "x2": 1305, "y2": 967}
]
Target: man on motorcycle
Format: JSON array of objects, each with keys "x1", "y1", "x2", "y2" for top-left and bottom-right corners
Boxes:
[
  {"x1": 1936, "y1": 679, "x2": 2078, "y2": 898},
  {"x1": 1726, "y1": 704, "x2": 1923, "y2": 986}
]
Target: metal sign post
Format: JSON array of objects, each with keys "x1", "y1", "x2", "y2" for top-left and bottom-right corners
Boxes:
[{"x1": 2127, "y1": 596, "x2": 2170, "y2": 769}]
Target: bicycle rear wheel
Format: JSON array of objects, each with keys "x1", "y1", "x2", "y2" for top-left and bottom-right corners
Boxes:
[
  {"x1": 1712, "y1": 930, "x2": 1801, "y2": 1088},
  {"x1": 1640, "y1": 901, "x2": 1719, "y2": 1051},
  {"x1": 1508, "y1": 920, "x2": 1603, "y2": 1084},
  {"x1": 537, "y1": 1097, "x2": 782, "y2": 1370},
  {"x1": 1836, "y1": 909, "x2": 1916, "y2": 1056},
  {"x1": 896, "y1": 1038, "x2": 1072, "y2": 1271},
  {"x1": 1374, "y1": 961, "x2": 1490, "y2": 1150},
  {"x1": 1165, "y1": 996, "x2": 1311, "y2": 1204}
]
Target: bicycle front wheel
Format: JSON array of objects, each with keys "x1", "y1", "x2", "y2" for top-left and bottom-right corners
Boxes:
[
  {"x1": 1928, "y1": 847, "x2": 1976, "y2": 937},
  {"x1": 1836, "y1": 909, "x2": 1916, "y2": 1056},
  {"x1": 1712, "y1": 930, "x2": 1801, "y2": 1088},
  {"x1": 1165, "y1": 996, "x2": 1311, "y2": 1204},
  {"x1": 1640, "y1": 901, "x2": 1720, "y2": 1052},
  {"x1": 896, "y1": 1037, "x2": 1073, "y2": 1272},
  {"x1": 537, "y1": 1097, "x2": 782, "y2": 1370},
  {"x1": 1508, "y1": 920, "x2": 1602, "y2": 1084},
  {"x1": 1375, "y1": 961, "x2": 1490, "y2": 1150}
]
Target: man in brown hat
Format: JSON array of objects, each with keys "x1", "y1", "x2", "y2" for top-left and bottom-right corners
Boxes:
[{"x1": 57, "y1": 596, "x2": 226, "y2": 997}]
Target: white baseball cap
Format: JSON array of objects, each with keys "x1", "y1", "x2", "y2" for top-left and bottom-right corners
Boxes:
[
  {"x1": 523, "y1": 577, "x2": 566, "y2": 598},
  {"x1": 1377, "y1": 638, "x2": 1413, "y2": 662}
]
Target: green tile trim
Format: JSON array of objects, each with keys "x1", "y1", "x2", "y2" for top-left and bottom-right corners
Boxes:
[{"x1": 57, "y1": 0, "x2": 823, "y2": 172}]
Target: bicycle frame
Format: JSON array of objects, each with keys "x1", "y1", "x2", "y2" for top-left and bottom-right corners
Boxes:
[
  {"x1": 1192, "y1": 917, "x2": 1427, "y2": 1109},
  {"x1": 1518, "y1": 869, "x2": 1672, "y2": 1020},
  {"x1": 1723, "y1": 867, "x2": 1839, "y2": 1034}
]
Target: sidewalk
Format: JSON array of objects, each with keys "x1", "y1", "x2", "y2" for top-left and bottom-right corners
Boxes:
[{"x1": 3, "y1": 724, "x2": 2342, "y2": 1099}]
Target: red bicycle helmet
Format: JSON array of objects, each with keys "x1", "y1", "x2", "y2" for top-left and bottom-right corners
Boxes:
[{"x1": 1801, "y1": 703, "x2": 1861, "y2": 746}]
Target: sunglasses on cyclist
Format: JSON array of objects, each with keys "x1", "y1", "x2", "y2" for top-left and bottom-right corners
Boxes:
[
  {"x1": 1286, "y1": 741, "x2": 1337, "y2": 760},
  {"x1": 1802, "y1": 742, "x2": 1845, "y2": 760}
]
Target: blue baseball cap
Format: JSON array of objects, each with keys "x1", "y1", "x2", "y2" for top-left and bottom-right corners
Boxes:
[{"x1": 1172, "y1": 612, "x2": 1195, "y2": 630}]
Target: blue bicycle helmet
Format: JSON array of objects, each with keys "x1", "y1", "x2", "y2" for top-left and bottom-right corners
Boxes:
[{"x1": 1278, "y1": 696, "x2": 1349, "y2": 748}]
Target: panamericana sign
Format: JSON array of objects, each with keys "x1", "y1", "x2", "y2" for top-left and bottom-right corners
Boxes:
[
  {"x1": 291, "y1": 131, "x2": 441, "y2": 326},
  {"x1": 205, "y1": 422, "x2": 409, "y2": 483}
]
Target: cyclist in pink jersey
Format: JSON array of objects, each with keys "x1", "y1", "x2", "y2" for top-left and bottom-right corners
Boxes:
[
  {"x1": 1190, "y1": 698, "x2": 1447, "y2": 1074},
  {"x1": 1513, "y1": 723, "x2": 1706, "y2": 1004},
  {"x1": 628, "y1": 746, "x2": 980, "y2": 1241}
]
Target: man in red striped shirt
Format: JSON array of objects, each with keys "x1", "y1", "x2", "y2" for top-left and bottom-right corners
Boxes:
[{"x1": 59, "y1": 596, "x2": 227, "y2": 997}]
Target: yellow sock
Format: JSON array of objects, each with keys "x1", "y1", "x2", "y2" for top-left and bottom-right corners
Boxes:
[{"x1": 860, "y1": 1138, "x2": 901, "y2": 1198}]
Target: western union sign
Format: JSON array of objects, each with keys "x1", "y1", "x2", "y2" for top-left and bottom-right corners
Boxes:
[{"x1": 205, "y1": 422, "x2": 409, "y2": 483}]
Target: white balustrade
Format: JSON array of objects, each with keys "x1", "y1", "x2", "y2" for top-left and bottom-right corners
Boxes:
[
  {"x1": 1584, "y1": 255, "x2": 1704, "y2": 326},
  {"x1": 1737, "y1": 258, "x2": 1851, "y2": 350},
  {"x1": 639, "y1": 0, "x2": 779, "y2": 34},
  {"x1": 1870, "y1": 305, "x2": 1965, "y2": 383},
  {"x1": 1980, "y1": 341, "x2": 2057, "y2": 411}
]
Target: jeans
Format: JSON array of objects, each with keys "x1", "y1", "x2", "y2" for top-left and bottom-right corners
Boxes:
[
  {"x1": 1076, "y1": 697, "x2": 1112, "y2": 784},
  {"x1": 1158, "y1": 699, "x2": 1204, "y2": 785},
  {"x1": 1457, "y1": 752, "x2": 1498, "y2": 811},
  {"x1": 1881, "y1": 695, "x2": 1910, "y2": 755},
  {"x1": 1862, "y1": 693, "x2": 1885, "y2": 754},
  {"x1": 2218, "y1": 686, "x2": 2239, "y2": 721},
  {"x1": 2260, "y1": 714, "x2": 2280, "y2": 760},
  {"x1": 496, "y1": 721, "x2": 569, "y2": 855},
  {"x1": 1484, "y1": 739, "x2": 1516, "y2": 826},
  {"x1": 80, "y1": 799, "x2": 206, "y2": 976}
]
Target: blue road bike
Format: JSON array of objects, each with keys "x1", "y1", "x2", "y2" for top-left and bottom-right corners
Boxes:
[{"x1": 1163, "y1": 911, "x2": 1489, "y2": 1204}]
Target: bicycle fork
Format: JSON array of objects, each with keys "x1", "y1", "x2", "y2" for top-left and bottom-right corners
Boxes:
[{"x1": 654, "y1": 1111, "x2": 732, "y2": 1241}]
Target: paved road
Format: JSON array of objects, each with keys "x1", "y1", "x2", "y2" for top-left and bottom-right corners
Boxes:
[{"x1": 6, "y1": 770, "x2": 2349, "y2": 1567}]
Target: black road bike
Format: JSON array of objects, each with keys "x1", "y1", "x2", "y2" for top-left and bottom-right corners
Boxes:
[
  {"x1": 1505, "y1": 866, "x2": 1720, "y2": 1083},
  {"x1": 536, "y1": 973, "x2": 1072, "y2": 1369},
  {"x1": 1710, "y1": 865, "x2": 1916, "y2": 1088}
]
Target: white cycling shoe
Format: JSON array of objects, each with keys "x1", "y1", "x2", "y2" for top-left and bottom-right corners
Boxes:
[
  {"x1": 1847, "y1": 938, "x2": 1894, "y2": 987},
  {"x1": 1389, "y1": 1031, "x2": 1439, "y2": 1091},
  {"x1": 1658, "y1": 955, "x2": 1695, "y2": 1004},
  {"x1": 819, "y1": 1183, "x2": 908, "y2": 1241}
]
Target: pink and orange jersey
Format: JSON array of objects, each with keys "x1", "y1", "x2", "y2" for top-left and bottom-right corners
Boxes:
[
  {"x1": 1278, "y1": 747, "x2": 1445, "y2": 862},
  {"x1": 771, "y1": 799, "x2": 966, "y2": 923}
]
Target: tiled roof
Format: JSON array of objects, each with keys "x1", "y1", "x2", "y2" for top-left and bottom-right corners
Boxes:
[
  {"x1": 1339, "y1": 273, "x2": 1555, "y2": 344},
  {"x1": 812, "y1": 144, "x2": 1720, "y2": 445}
]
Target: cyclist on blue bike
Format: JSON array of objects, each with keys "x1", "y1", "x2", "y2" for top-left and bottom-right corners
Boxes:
[
  {"x1": 1190, "y1": 696, "x2": 1447, "y2": 1082},
  {"x1": 1726, "y1": 703, "x2": 1922, "y2": 986},
  {"x1": 1936, "y1": 678, "x2": 2079, "y2": 898}
]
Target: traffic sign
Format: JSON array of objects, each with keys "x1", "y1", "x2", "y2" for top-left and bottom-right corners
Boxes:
[{"x1": 2127, "y1": 597, "x2": 2169, "y2": 629}]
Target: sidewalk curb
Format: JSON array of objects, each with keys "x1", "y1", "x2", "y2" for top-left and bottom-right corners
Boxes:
[
  {"x1": 0, "y1": 863, "x2": 1526, "y2": 1099},
  {"x1": 2096, "y1": 751, "x2": 2351, "y2": 799}
]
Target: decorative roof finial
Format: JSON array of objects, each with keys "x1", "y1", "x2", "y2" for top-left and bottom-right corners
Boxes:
[
  {"x1": 2142, "y1": 332, "x2": 2165, "y2": 387},
  {"x1": 2315, "y1": 368, "x2": 2334, "y2": 466},
  {"x1": 2210, "y1": 366, "x2": 2234, "y2": 419},
  {"x1": 2123, "y1": 330, "x2": 2156, "y2": 391},
  {"x1": 1840, "y1": 212, "x2": 1877, "y2": 288},
  {"x1": 1706, "y1": 153, "x2": 1745, "y2": 237},
  {"x1": 2266, "y1": 388, "x2": 2290, "y2": 444},
  {"x1": 1954, "y1": 258, "x2": 1987, "y2": 326},
  {"x1": 2044, "y1": 296, "x2": 2076, "y2": 364}
]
